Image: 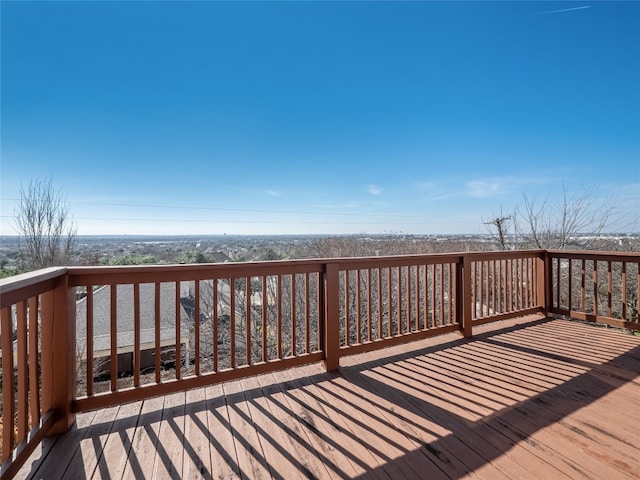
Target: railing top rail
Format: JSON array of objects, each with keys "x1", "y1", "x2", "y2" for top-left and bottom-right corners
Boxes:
[
  {"x1": 333, "y1": 249, "x2": 545, "y2": 264},
  {"x1": 463, "y1": 249, "x2": 546, "y2": 261},
  {"x1": 336, "y1": 253, "x2": 464, "y2": 270},
  {"x1": 2, "y1": 249, "x2": 636, "y2": 293},
  {"x1": 66, "y1": 251, "x2": 470, "y2": 275},
  {"x1": 0, "y1": 266, "x2": 67, "y2": 292},
  {"x1": 66, "y1": 260, "x2": 328, "y2": 286},
  {"x1": 66, "y1": 258, "x2": 330, "y2": 275},
  {"x1": 0, "y1": 267, "x2": 67, "y2": 309},
  {"x1": 64, "y1": 250, "x2": 546, "y2": 283},
  {"x1": 546, "y1": 250, "x2": 640, "y2": 261}
]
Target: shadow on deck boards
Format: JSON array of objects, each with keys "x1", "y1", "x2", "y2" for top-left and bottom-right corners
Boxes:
[{"x1": 22, "y1": 317, "x2": 640, "y2": 479}]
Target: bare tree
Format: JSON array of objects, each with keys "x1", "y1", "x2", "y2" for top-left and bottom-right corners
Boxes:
[
  {"x1": 483, "y1": 210, "x2": 513, "y2": 250},
  {"x1": 486, "y1": 188, "x2": 615, "y2": 250},
  {"x1": 14, "y1": 177, "x2": 77, "y2": 270}
]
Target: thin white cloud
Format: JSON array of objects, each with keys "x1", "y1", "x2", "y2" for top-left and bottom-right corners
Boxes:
[
  {"x1": 466, "y1": 180, "x2": 506, "y2": 199},
  {"x1": 417, "y1": 174, "x2": 555, "y2": 202},
  {"x1": 264, "y1": 189, "x2": 280, "y2": 197},
  {"x1": 416, "y1": 181, "x2": 436, "y2": 190},
  {"x1": 313, "y1": 201, "x2": 364, "y2": 210},
  {"x1": 367, "y1": 185, "x2": 383, "y2": 196},
  {"x1": 536, "y1": 6, "x2": 591, "y2": 15}
]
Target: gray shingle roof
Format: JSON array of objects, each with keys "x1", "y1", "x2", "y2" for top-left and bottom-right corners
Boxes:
[{"x1": 76, "y1": 283, "x2": 189, "y2": 356}]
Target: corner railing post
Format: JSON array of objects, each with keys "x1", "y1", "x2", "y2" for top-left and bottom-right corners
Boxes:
[
  {"x1": 457, "y1": 255, "x2": 473, "y2": 338},
  {"x1": 536, "y1": 251, "x2": 548, "y2": 315},
  {"x1": 41, "y1": 273, "x2": 76, "y2": 434},
  {"x1": 323, "y1": 262, "x2": 340, "y2": 371}
]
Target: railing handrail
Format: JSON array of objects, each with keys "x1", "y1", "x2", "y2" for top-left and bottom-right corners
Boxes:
[
  {"x1": 547, "y1": 250, "x2": 640, "y2": 261},
  {"x1": 2, "y1": 249, "x2": 632, "y2": 286},
  {"x1": 0, "y1": 267, "x2": 67, "y2": 309}
]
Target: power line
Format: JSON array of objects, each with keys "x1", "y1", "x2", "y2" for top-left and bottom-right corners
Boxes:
[
  {"x1": 0, "y1": 197, "x2": 424, "y2": 219},
  {"x1": 0, "y1": 214, "x2": 429, "y2": 226}
]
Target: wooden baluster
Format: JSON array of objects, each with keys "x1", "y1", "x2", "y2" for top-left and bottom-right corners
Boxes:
[
  {"x1": 424, "y1": 264, "x2": 429, "y2": 328},
  {"x1": 469, "y1": 261, "x2": 478, "y2": 320},
  {"x1": 621, "y1": 263, "x2": 627, "y2": 320},
  {"x1": 397, "y1": 266, "x2": 402, "y2": 335},
  {"x1": 568, "y1": 259, "x2": 573, "y2": 312},
  {"x1": 213, "y1": 279, "x2": 219, "y2": 372},
  {"x1": 324, "y1": 263, "x2": 340, "y2": 371},
  {"x1": 230, "y1": 278, "x2": 236, "y2": 367},
  {"x1": 305, "y1": 273, "x2": 311, "y2": 354},
  {"x1": 276, "y1": 275, "x2": 282, "y2": 359},
  {"x1": 290, "y1": 274, "x2": 295, "y2": 357},
  {"x1": 388, "y1": 267, "x2": 393, "y2": 337},
  {"x1": 1, "y1": 307, "x2": 15, "y2": 461},
  {"x1": 406, "y1": 266, "x2": 411, "y2": 332},
  {"x1": 377, "y1": 268, "x2": 383, "y2": 338},
  {"x1": 29, "y1": 296, "x2": 41, "y2": 421},
  {"x1": 356, "y1": 269, "x2": 361, "y2": 343},
  {"x1": 86, "y1": 287, "x2": 94, "y2": 395},
  {"x1": 607, "y1": 261, "x2": 613, "y2": 318},
  {"x1": 133, "y1": 283, "x2": 141, "y2": 387},
  {"x1": 581, "y1": 259, "x2": 586, "y2": 313},
  {"x1": 111, "y1": 285, "x2": 118, "y2": 390},
  {"x1": 556, "y1": 258, "x2": 561, "y2": 309},
  {"x1": 195, "y1": 279, "x2": 201, "y2": 374},
  {"x1": 440, "y1": 264, "x2": 445, "y2": 326},
  {"x1": 16, "y1": 301, "x2": 28, "y2": 445},
  {"x1": 175, "y1": 282, "x2": 182, "y2": 379},
  {"x1": 247, "y1": 276, "x2": 252, "y2": 365},
  {"x1": 262, "y1": 276, "x2": 268, "y2": 362},
  {"x1": 414, "y1": 265, "x2": 420, "y2": 332},
  {"x1": 593, "y1": 260, "x2": 599, "y2": 316},
  {"x1": 154, "y1": 283, "x2": 161, "y2": 383},
  {"x1": 448, "y1": 263, "x2": 454, "y2": 324},
  {"x1": 367, "y1": 269, "x2": 373, "y2": 341},
  {"x1": 344, "y1": 271, "x2": 350, "y2": 347}
]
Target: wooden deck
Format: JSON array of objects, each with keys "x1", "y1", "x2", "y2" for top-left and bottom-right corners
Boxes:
[{"x1": 17, "y1": 316, "x2": 640, "y2": 479}]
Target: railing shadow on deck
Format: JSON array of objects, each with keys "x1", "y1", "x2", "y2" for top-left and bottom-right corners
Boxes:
[
  {"x1": 21, "y1": 316, "x2": 640, "y2": 479},
  {"x1": 341, "y1": 319, "x2": 640, "y2": 479}
]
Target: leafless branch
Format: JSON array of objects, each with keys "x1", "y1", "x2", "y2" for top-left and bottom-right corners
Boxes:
[{"x1": 14, "y1": 177, "x2": 77, "y2": 270}]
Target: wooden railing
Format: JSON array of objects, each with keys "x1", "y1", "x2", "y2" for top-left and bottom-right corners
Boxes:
[
  {"x1": 0, "y1": 267, "x2": 76, "y2": 479},
  {"x1": 547, "y1": 251, "x2": 640, "y2": 330},
  {"x1": 68, "y1": 261, "x2": 327, "y2": 411},
  {"x1": 336, "y1": 254, "x2": 464, "y2": 358},
  {"x1": 0, "y1": 249, "x2": 637, "y2": 478},
  {"x1": 469, "y1": 251, "x2": 545, "y2": 325}
]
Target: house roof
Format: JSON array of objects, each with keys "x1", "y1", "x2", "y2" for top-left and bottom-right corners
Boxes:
[{"x1": 76, "y1": 283, "x2": 189, "y2": 356}]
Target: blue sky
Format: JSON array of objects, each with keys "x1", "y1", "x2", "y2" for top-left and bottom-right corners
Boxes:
[{"x1": 1, "y1": 1, "x2": 638, "y2": 236}]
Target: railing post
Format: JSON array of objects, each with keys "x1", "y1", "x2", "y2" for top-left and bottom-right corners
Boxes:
[
  {"x1": 323, "y1": 262, "x2": 340, "y2": 371},
  {"x1": 41, "y1": 274, "x2": 76, "y2": 434},
  {"x1": 457, "y1": 255, "x2": 473, "y2": 338},
  {"x1": 536, "y1": 252, "x2": 548, "y2": 315}
]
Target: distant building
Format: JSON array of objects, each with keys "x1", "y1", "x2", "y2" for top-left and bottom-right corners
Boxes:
[{"x1": 210, "y1": 251, "x2": 230, "y2": 263}]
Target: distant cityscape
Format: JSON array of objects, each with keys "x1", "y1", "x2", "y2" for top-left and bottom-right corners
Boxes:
[{"x1": 2, "y1": 233, "x2": 639, "y2": 279}]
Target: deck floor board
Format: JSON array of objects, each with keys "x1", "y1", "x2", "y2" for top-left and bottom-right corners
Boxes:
[
  {"x1": 19, "y1": 317, "x2": 640, "y2": 480},
  {"x1": 123, "y1": 394, "x2": 164, "y2": 479}
]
